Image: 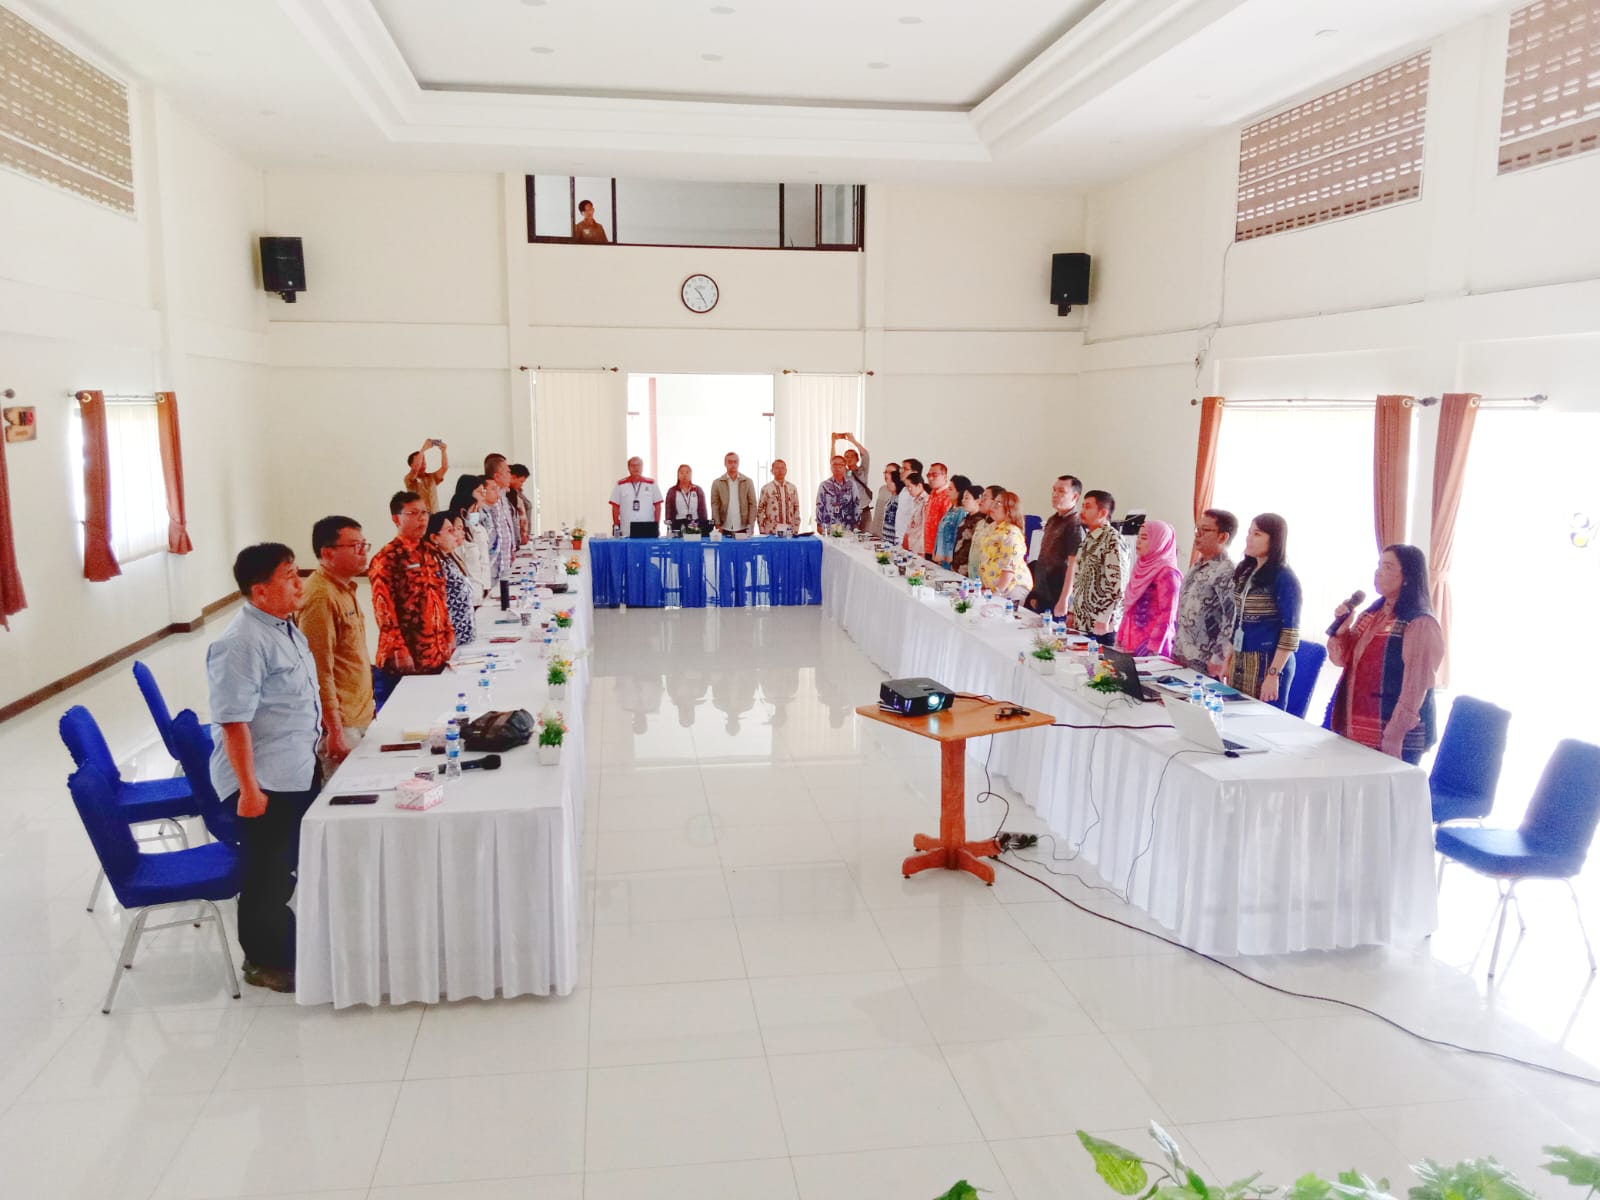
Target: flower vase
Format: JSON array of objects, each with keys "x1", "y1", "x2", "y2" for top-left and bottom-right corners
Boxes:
[
  {"x1": 1033, "y1": 657, "x2": 1056, "y2": 676},
  {"x1": 537, "y1": 743, "x2": 562, "y2": 766},
  {"x1": 549, "y1": 683, "x2": 567, "y2": 702},
  {"x1": 571, "y1": 538, "x2": 583, "y2": 551}
]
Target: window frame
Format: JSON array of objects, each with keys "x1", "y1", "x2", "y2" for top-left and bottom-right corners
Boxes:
[{"x1": 69, "y1": 398, "x2": 168, "y2": 565}]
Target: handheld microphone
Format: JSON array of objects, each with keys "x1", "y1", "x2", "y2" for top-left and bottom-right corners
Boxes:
[
  {"x1": 499, "y1": 580, "x2": 511, "y2": 611},
  {"x1": 1326, "y1": 589, "x2": 1367, "y2": 636},
  {"x1": 460, "y1": 754, "x2": 502, "y2": 772}
]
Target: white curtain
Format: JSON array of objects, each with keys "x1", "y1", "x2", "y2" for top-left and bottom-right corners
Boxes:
[
  {"x1": 532, "y1": 370, "x2": 627, "y2": 533},
  {"x1": 772, "y1": 373, "x2": 863, "y2": 530}
]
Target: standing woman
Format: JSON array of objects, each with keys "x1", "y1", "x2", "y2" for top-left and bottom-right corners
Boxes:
[
  {"x1": 934, "y1": 474, "x2": 972, "y2": 568},
  {"x1": 898, "y1": 471, "x2": 928, "y2": 554},
  {"x1": 950, "y1": 484, "x2": 986, "y2": 576},
  {"x1": 977, "y1": 490, "x2": 1033, "y2": 602},
  {"x1": 1115, "y1": 519, "x2": 1183, "y2": 656},
  {"x1": 1226, "y1": 513, "x2": 1301, "y2": 708},
  {"x1": 427, "y1": 512, "x2": 476, "y2": 650},
  {"x1": 1326, "y1": 544, "x2": 1443, "y2": 762},
  {"x1": 871, "y1": 465, "x2": 902, "y2": 541}
]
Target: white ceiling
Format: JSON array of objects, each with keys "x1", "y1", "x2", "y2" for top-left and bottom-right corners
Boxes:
[{"x1": 19, "y1": 0, "x2": 1515, "y2": 187}]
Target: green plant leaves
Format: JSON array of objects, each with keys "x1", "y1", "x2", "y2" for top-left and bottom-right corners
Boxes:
[
  {"x1": 1544, "y1": 1147, "x2": 1600, "y2": 1192},
  {"x1": 1078, "y1": 1132, "x2": 1151, "y2": 1196},
  {"x1": 1408, "y1": 1157, "x2": 1538, "y2": 1200},
  {"x1": 932, "y1": 1182, "x2": 981, "y2": 1200}
]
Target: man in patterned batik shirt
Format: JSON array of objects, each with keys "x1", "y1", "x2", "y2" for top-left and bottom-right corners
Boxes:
[
  {"x1": 369, "y1": 491, "x2": 456, "y2": 677},
  {"x1": 1173, "y1": 508, "x2": 1238, "y2": 677},
  {"x1": 815, "y1": 455, "x2": 860, "y2": 530},
  {"x1": 1067, "y1": 489, "x2": 1129, "y2": 644},
  {"x1": 756, "y1": 459, "x2": 800, "y2": 534}
]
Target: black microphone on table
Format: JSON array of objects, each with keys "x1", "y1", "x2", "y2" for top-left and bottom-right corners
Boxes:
[
  {"x1": 1326, "y1": 589, "x2": 1367, "y2": 636},
  {"x1": 460, "y1": 754, "x2": 502, "y2": 771}
]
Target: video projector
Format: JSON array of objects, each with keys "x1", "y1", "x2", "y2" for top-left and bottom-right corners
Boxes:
[{"x1": 879, "y1": 677, "x2": 957, "y2": 718}]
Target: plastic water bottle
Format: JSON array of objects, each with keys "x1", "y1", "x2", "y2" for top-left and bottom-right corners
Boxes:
[
  {"x1": 477, "y1": 667, "x2": 493, "y2": 710},
  {"x1": 454, "y1": 691, "x2": 469, "y2": 723},
  {"x1": 1190, "y1": 678, "x2": 1205, "y2": 708},
  {"x1": 1004, "y1": 599, "x2": 1015, "y2": 622},
  {"x1": 1205, "y1": 685, "x2": 1225, "y2": 734},
  {"x1": 443, "y1": 720, "x2": 462, "y2": 779}
]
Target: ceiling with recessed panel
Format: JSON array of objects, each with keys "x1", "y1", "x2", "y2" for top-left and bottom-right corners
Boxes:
[
  {"x1": 370, "y1": 0, "x2": 1104, "y2": 108},
  {"x1": 20, "y1": 0, "x2": 1515, "y2": 185}
]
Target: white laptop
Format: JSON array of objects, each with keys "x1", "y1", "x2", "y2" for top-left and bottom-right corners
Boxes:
[{"x1": 1164, "y1": 697, "x2": 1268, "y2": 755}]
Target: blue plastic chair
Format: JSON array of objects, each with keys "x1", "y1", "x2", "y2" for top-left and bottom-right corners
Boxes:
[
  {"x1": 1429, "y1": 696, "x2": 1512, "y2": 824},
  {"x1": 66, "y1": 764, "x2": 241, "y2": 1013},
  {"x1": 1435, "y1": 738, "x2": 1600, "y2": 978},
  {"x1": 1285, "y1": 639, "x2": 1326, "y2": 721},
  {"x1": 1024, "y1": 514, "x2": 1043, "y2": 553},
  {"x1": 169, "y1": 708, "x2": 238, "y2": 847},
  {"x1": 132, "y1": 661, "x2": 213, "y2": 760},
  {"x1": 59, "y1": 705, "x2": 199, "y2": 911}
]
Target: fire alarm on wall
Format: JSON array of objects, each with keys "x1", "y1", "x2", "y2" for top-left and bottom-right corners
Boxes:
[{"x1": 3, "y1": 404, "x2": 37, "y2": 443}]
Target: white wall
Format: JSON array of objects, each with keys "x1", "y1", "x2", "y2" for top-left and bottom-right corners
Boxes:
[{"x1": 0, "y1": 91, "x2": 272, "y2": 711}]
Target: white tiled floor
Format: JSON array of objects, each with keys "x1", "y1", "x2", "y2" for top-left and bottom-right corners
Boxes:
[{"x1": 1, "y1": 604, "x2": 1597, "y2": 1199}]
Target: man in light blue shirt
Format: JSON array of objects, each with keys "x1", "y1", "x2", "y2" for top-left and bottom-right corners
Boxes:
[{"x1": 208, "y1": 543, "x2": 323, "y2": 992}]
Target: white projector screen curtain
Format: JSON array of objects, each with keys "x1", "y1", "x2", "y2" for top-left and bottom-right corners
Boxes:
[
  {"x1": 773, "y1": 373, "x2": 864, "y2": 530},
  {"x1": 533, "y1": 370, "x2": 627, "y2": 533}
]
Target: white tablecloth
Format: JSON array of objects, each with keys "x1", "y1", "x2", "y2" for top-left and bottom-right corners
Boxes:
[
  {"x1": 821, "y1": 539, "x2": 1438, "y2": 956},
  {"x1": 296, "y1": 548, "x2": 591, "y2": 1007}
]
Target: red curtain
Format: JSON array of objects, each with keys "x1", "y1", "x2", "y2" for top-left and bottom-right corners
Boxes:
[
  {"x1": 0, "y1": 430, "x2": 24, "y2": 630},
  {"x1": 1190, "y1": 395, "x2": 1223, "y2": 563},
  {"x1": 1373, "y1": 394, "x2": 1413, "y2": 550},
  {"x1": 1429, "y1": 393, "x2": 1479, "y2": 688},
  {"x1": 77, "y1": 390, "x2": 121, "y2": 582},
  {"x1": 155, "y1": 392, "x2": 193, "y2": 555}
]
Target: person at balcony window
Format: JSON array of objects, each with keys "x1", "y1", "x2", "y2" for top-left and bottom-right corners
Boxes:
[
  {"x1": 1224, "y1": 513, "x2": 1301, "y2": 708},
  {"x1": 1115, "y1": 518, "x2": 1183, "y2": 658},
  {"x1": 1327, "y1": 543, "x2": 1442, "y2": 762},
  {"x1": 574, "y1": 199, "x2": 609, "y2": 244}
]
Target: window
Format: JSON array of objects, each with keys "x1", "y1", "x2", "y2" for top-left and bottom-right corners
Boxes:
[
  {"x1": 1499, "y1": 0, "x2": 1600, "y2": 174},
  {"x1": 1235, "y1": 53, "x2": 1429, "y2": 241},
  {"x1": 0, "y1": 6, "x2": 134, "y2": 213},
  {"x1": 526, "y1": 176, "x2": 863, "y2": 250},
  {"x1": 69, "y1": 400, "x2": 167, "y2": 563}
]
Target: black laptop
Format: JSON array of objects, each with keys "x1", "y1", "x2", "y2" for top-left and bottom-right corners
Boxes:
[
  {"x1": 628, "y1": 521, "x2": 662, "y2": 539},
  {"x1": 1101, "y1": 646, "x2": 1161, "y2": 703}
]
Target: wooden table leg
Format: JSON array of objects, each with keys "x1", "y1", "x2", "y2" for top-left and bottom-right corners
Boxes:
[{"x1": 902, "y1": 737, "x2": 997, "y2": 885}]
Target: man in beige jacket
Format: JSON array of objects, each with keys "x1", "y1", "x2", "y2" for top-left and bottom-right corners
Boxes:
[{"x1": 710, "y1": 452, "x2": 758, "y2": 536}]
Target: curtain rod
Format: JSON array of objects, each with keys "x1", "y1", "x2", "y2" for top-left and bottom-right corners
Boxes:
[
  {"x1": 1418, "y1": 393, "x2": 1546, "y2": 409},
  {"x1": 1190, "y1": 396, "x2": 1434, "y2": 409},
  {"x1": 782, "y1": 369, "x2": 874, "y2": 377},
  {"x1": 71, "y1": 391, "x2": 166, "y2": 406},
  {"x1": 517, "y1": 365, "x2": 619, "y2": 373}
]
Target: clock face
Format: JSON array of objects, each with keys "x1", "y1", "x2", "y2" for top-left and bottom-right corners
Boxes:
[{"x1": 681, "y1": 273, "x2": 719, "y2": 314}]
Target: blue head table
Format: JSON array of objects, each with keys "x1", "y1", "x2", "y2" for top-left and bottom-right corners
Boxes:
[{"x1": 588, "y1": 536, "x2": 823, "y2": 608}]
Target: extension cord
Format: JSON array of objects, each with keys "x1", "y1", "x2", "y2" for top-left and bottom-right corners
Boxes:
[{"x1": 994, "y1": 831, "x2": 1038, "y2": 852}]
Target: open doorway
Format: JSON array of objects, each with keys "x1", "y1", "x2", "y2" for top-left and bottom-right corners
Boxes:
[{"x1": 626, "y1": 374, "x2": 774, "y2": 495}]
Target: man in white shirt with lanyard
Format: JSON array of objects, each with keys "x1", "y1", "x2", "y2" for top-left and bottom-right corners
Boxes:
[{"x1": 609, "y1": 456, "x2": 663, "y2": 534}]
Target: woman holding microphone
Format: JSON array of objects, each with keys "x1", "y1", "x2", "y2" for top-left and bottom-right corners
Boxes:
[{"x1": 1327, "y1": 544, "x2": 1443, "y2": 762}]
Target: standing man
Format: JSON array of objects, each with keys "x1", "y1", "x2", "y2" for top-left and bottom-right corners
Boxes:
[
  {"x1": 369, "y1": 491, "x2": 456, "y2": 676},
  {"x1": 1173, "y1": 509, "x2": 1239, "y2": 677},
  {"x1": 1067, "y1": 489, "x2": 1128, "y2": 643},
  {"x1": 922, "y1": 463, "x2": 955, "y2": 558},
  {"x1": 757, "y1": 459, "x2": 800, "y2": 534},
  {"x1": 507, "y1": 464, "x2": 533, "y2": 546},
  {"x1": 710, "y1": 451, "x2": 757, "y2": 536},
  {"x1": 1024, "y1": 474, "x2": 1084, "y2": 617},
  {"x1": 816, "y1": 455, "x2": 860, "y2": 529},
  {"x1": 833, "y1": 432, "x2": 872, "y2": 531},
  {"x1": 483, "y1": 454, "x2": 521, "y2": 581},
  {"x1": 207, "y1": 543, "x2": 323, "y2": 993},
  {"x1": 403, "y1": 439, "x2": 448, "y2": 512},
  {"x1": 300, "y1": 516, "x2": 374, "y2": 768},
  {"x1": 609, "y1": 456, "x2": 663, "y2": 534}
]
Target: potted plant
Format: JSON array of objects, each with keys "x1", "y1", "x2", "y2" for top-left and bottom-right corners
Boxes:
[
  {"x1": 876, "y1": 550, "x2": 898, "y2": 576},
  {"x1": 564, "y1": 556, "x2": 581, "y2": 576},
  {"x1": 546, "y1": 657, "x2": 571, "y2": 702},
  {"x1": 830, "y1": 523, "x2": 846, "y2": 538},
  {"x1": 906, "y1": 567, "x2": 926, "y2": 589},
  {"x1": 1031, "y1": 632, "x2": 1057, "y2": 675},
  {"x1": 536, "y1": 708, "x2": 566, "y2": 765},
  {"x1": 952, "y1": 595, "x2": 977, "y2": 624},
  {"x1": 570, "y1": 526, "x2": 586, "y2": 551},
  {"x1": 552, "y1": 608, "x2": 574, "y2": 639},
  {"x1": 936, "y1": 1125, "x2": 1600, "y2": 1200}
]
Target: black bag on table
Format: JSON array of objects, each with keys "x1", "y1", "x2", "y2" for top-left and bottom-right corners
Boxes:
[{"x1": 461, "y1": 709, "x2": 536, "y2": 752}]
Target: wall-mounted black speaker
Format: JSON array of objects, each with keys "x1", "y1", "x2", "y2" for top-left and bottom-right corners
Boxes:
[
  {"x1": 1050, "y1": 252, "x2": 1090, "y2": 314},
  {"x1": 260, "y1": 236, "x2": 306, "y2": 303}
]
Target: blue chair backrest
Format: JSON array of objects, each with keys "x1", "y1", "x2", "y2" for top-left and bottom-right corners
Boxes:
[
  {"x1": 170, "y1": 708, "x2": 236, "y2": 845},
  {"x1": 132, "y1": 661, "x2": 178, "y2": 758},
  {"x1": 1522, "y1": 739, "x2": 1600, "y2": 862},
  {"x1": 1286, "y1": 640, "x2": 1327, "y2": 721},
  {"x1": 59, "y1": 706, "x2": 122, "y2": 786},
  {"x1": 1024, "y1": 514, "x2": 1043, "y2": 550},
  {"x1": 66, "y1": 763, "x2": 141, "y2": 882},
  {"x1": 1430, "y1": 695, "x2": 1511, "y2": 798}
]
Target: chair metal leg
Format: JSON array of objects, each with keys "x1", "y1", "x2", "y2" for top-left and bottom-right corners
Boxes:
[
  {"x1": 1566, "y1": 881, "x2": 1598, "y2": 973},
  {"x1": 1436, "y1": 855, "x2": 1448, "y2": 894},
  {"x1": 1487, "y1": 881, "x2": 1516, "y2": 979},
  {"x1": 85, "y1": 868, "x2": 105, "y2": 913},
  {"x1": 202, "y1": 900, "x2": 241, "y2": 999},
  {"x1": 103, "y1": 908, "x2": 149, "y2": 1013}
]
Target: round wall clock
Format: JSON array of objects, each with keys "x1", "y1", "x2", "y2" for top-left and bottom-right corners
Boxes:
[{"x1": 680, "y1": 273, "x2": 719, "y2": 314}]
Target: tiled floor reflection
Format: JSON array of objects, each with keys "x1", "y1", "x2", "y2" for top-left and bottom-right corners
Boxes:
[{"x1": 0, "y1": 604, "x2": 1595, "y2": 1199}]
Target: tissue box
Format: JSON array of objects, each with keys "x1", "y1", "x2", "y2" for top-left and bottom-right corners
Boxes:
[{"x1": 395, "y1": 777, "x2": 444, "y2": 811}]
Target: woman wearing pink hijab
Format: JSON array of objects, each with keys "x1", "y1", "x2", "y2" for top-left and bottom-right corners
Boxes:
[{"x1": 1116, "y1": 519, "x2": 1183, "y2": 657}]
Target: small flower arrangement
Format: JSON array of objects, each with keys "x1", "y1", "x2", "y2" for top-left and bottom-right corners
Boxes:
[
  {"x1": 546, "y1": 657, "x2": 571, "y2": 687},
  {"x1": 564, "y1": 556, "x2": 582, "y2": 575},
  {"x1": 570, "y1": 527, "x2": 586, "y2": 545},
  {"x1": 830, "y1": 524, "x2": 846, "y2": 538},
  {"x1": 553, "y1": 608, "x2": 574, "y2": 629},
  {"x1": 537, "y1": 707, "x2": 567, "y2": 747},
  {"x1": 1031, "y1": 633, "x2": 1057, "y2": 662},
  {"x1": 906, "y1": 568, "x2": 926, "y2": 587},
  {"x1": 1085, "y1": 656, "x2": 1123, "y2": 693},
  {"x1": 876, "y1": 551, "x2": 892, "y2": 565},
  {"x1": 952, "y1": 596, "x2": 974, "y2": 615}
]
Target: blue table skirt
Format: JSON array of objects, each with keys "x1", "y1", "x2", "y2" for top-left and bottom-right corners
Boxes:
[{"x1": 589, "y1": 537, "x2": 823, "y2": 608}]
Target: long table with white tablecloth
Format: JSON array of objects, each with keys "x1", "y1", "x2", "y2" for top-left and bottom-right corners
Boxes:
[
  {"x1": 295, "y1": 547, "x2": 591, "y2": 1007},
  {"x1": 821, "y1": 538, "x2": 1438, "y2": 956}
]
